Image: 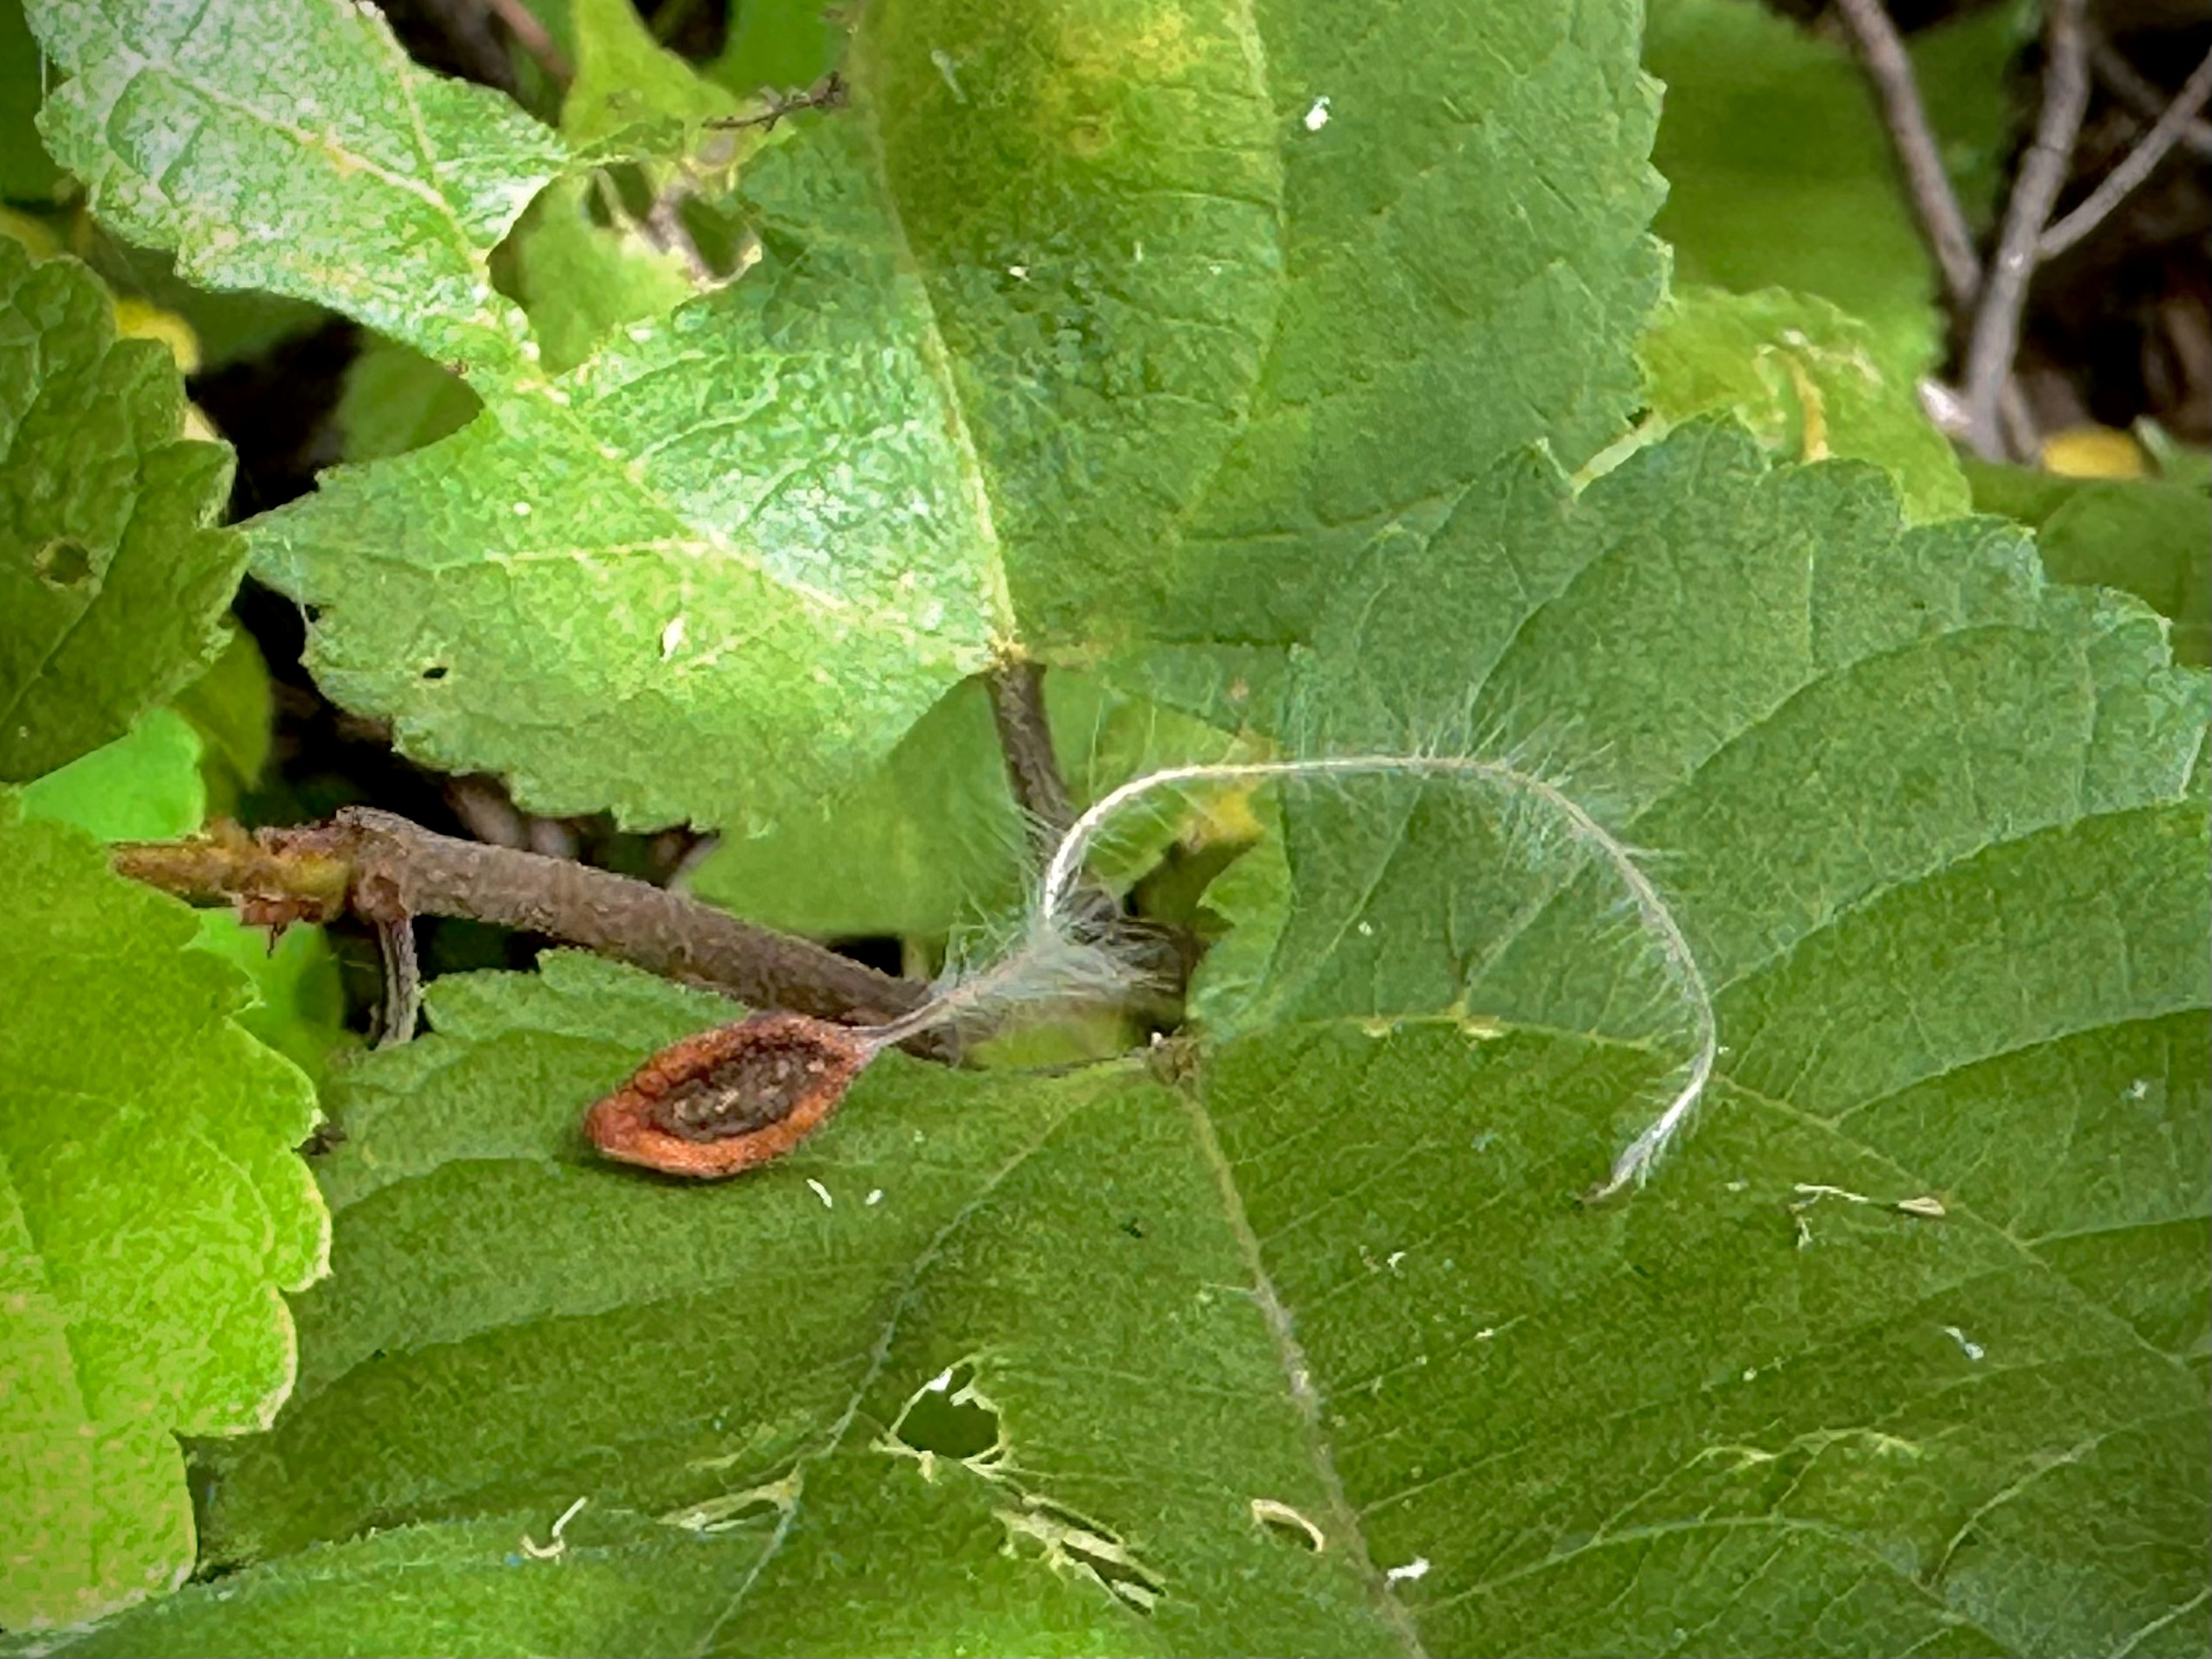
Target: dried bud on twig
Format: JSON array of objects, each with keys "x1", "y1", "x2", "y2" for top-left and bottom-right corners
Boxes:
[{"x1": 584, "y1": 1012, "x2": 876, "y2": 1178}]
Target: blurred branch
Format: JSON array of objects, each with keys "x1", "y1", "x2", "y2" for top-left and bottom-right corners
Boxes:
[
  {"x1": 1960, "y1": 0, "x2": 2090, "y2": 461},
  {"x1": 445, "y1": 774, "x2": 581, "y2": 860},
  {"x1": 1831, "y1": 0, "x2": 1983, "y2": 306},
  {"x1": 1832, "y1": 0, "x2": 2039, "y2": 460},
  {"x1": 406, "y1": 0, "x2": 520, "y2": 93},
  {"x1": 113, "y1": 812, "x2": 956, "y2": 1059},
  {"x1": 481, "y1": 0, "x2": 572, "y2": 86},
  {"x1": 2092, "y1": 37, "x2": 2212, "y2": 164},
  {"x1": 2042, "y1": 45, "x2": 2212, "y2": 259}
]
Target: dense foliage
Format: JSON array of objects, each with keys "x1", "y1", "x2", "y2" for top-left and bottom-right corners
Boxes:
[{"x1": 1, "y1": 0, "x2": 2205, "y2": 1653}]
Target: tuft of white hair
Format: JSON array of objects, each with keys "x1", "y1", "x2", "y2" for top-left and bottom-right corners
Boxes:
[{"x1": 859, "y1": 755, "x2": 1716, "y2": 1197}]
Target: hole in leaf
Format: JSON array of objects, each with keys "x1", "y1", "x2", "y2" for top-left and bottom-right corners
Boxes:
[
  {"x1": 33, "y1": 537, "x2": 94, "y2": 587},
  {"x1": 421, "y1": 664, "x2": 449, "y2": 681},
  {"x1": 1250, "y1": 1497, "x2": 1325, "y2": 1552},
  {"x1": 893, "y1": 1365, "x2": 999, "y2": 1461},
  {"x1": 998, "y1": 1494, "x2": 1165, "y2": 1616}
]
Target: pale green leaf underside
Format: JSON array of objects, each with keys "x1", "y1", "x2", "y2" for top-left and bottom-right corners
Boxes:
[
  {"x1": 25, "y1": 0, "x2": 558, "y2": 376},
  {"x1": 0, "y1": 805, "x2": 328, "y2": 1630},
  {"x1": 0, "y1": 241, "x2": 240, "y2": 781},
  {"x1": 249, "y1": 113, "x2": 1014, "y2": 831},
  {"x1": 1638, "y1": 285, "x2": 1970, "y2": 523}
]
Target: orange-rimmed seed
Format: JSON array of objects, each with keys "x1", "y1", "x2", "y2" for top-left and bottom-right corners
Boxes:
[{"x1": 584, "y1": 1012, "x2": 876, "y2": 1178}]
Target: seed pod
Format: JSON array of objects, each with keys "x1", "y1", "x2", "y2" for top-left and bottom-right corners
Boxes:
[{"x1": 585, "y1": 1012, "x2": 876, "y2": 1178}]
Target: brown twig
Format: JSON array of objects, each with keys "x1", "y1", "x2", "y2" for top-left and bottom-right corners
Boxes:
[
  {"x1": 1960, "y1": 0, "x2": 2091, "y2": 461},
  {"x1": 2092, "y1": 37, "x2": 2212, "y2": 164},
  {"x1": 704, "y1": 71, "x2": 848, "y2": 132},
  {"x1": 2041, "y1": 45, "x2": 2212, "y2": 260},
  {"x1": 480, "y1": 0, "x2": 573, "y2": 85},
  {"x1": 986, "y1": 661, "x2": 1077, "y2": 861},
  {"x1": 113, "y1": 812, "x2": 956, "y2": 1059}
]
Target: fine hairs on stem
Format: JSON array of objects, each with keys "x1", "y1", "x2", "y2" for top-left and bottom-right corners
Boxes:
[{"x1": 858, "y1": 756, "x2": 1718, "y2": 1199}]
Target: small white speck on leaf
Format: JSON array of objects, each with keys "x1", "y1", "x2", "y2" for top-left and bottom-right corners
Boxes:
[
  {"x1": 865, "y1": 1188, "x2": 884, "y2": 1206},
  {"x1": 1385, "y1": 1556, "x2": 1429, "y2": 1583},
  {"x1": 1941, "y1": 1324, "x2": 1985, "y2": 1361},
  {"x1": 1356, "y1": 920, "x2": 1375, "y2": 937},
  {"x1": 1387, "y1": 1250, "x2": 1406, "y2": 1271},
  {"x1": 1303, "y1": 96, "x2": 1332, "y2": 131},
  {"x1": 1007, "y1": 264, "x2": 1029, "y2": 280},
  {"x1": 805, "y1": 1177, "x2": 833, "y2": 1209},
  {"x1": 925, "y1": 1367, "x2": 955, "y2": 1393},
  {"x1": 2126, "y1": 1077, "x2": 2152, "y2": 1100},
  {"x1": 626, "y1": 324, "x2": 654, "y2": 343},
  {"x1": 660, "y1": 617, "x2": 686, "y2": 658},
  {"x1": 930, "y1": 48, "x2": 967, "y2": 103},
  {"x1": 512, "y1": 501, "x2": 531, "y2": 516}
]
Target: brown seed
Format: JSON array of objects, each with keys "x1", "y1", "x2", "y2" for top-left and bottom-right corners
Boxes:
[{"x1": 584, "y1": 1012, "x2": 876, "y2": 1179}]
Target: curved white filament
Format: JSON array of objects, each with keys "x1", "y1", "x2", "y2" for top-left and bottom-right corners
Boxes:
[{"x1": 861, "y1": 756, "x2": 1717, "y2": 1197}]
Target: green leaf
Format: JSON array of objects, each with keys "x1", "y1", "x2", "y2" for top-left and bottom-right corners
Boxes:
[
  {"x1": 505, "y1": 0, "x2": 741, "y2": 377},
  {"x1": 690, "y1": 672, "x2": 1248, "y2": 942},
  {"x1": 248, "y1": 114, "x2": 1016, "y2": 832},
  {"x1": 82, "y1": 238, "x2": 329, "y2": 374},
  {"x1": 0, "y1": 240, "x2": 241, "y2": 781},
  {"x1": 91, "y1": 787, "x2": 2212, "y2": 1655},
  {"x1": 82, "y1": 0, "x2": 1661, "y2": 832},
  {"x1": 564, "y1": 0, "x2": 736, "y2": 147},
  {"x1": 171, "y1": 623, "x2": 275, "y2": 812},
  {"x1": 51, "y1": 421, "x2": 2210, "y2": 1654},
  {"x1": 0, "y1": 0, "x2": 59, "y2": 202},
  {"x1": 18, "y1": 702, "x2": 357, "y2": 1104},
  {"x1": 153, "y1": 951, "x2": 1387, "y2": 1655},
  {"x1": 853, "y1": 0, "x2": 1662, "y2": 649},
  {"x1": 507, "y1": 175, "x2": 706, "y2": 375},
  {"x1": 2036, "y1": 484, "x2": 2211, "y2": 672},
  {"x1": 1645, "y1": 0, "x2": 2024, "y2": 376},
  {"x1": 1638, "y1": 285, "x2": 1969, "y2": 522},
  {"x1": 1194, "y1": 424, "x2": 2207, "y2": 1038},
  {"x1": 0, "y1": 801, "x2": 328, "y2": 1630},
  {"x1": 188, "y1": 916, "x2": 356, "y2": 1090},
  {"x1": 709, "y1": 0, "x2": 843, "y2": 99},
  {"x1": 332, "y1": 338, "x2": 482, "y2": 465},
  {"x1": 1193, "y1": 947, "x2": 2207, "y2": 1655},
  {"x1": 43, "y1": 1513, "x2": 762, "y2": 1659},
  {"x1": 1963, "y1": 463, "x2": 2211, "y2": 669},
  {"x1": 18, "y1": 706, "x2": 204, "y2": 839},
  {"x1": 25, "y1": 0, "x2": 562, "y2": 378}
]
